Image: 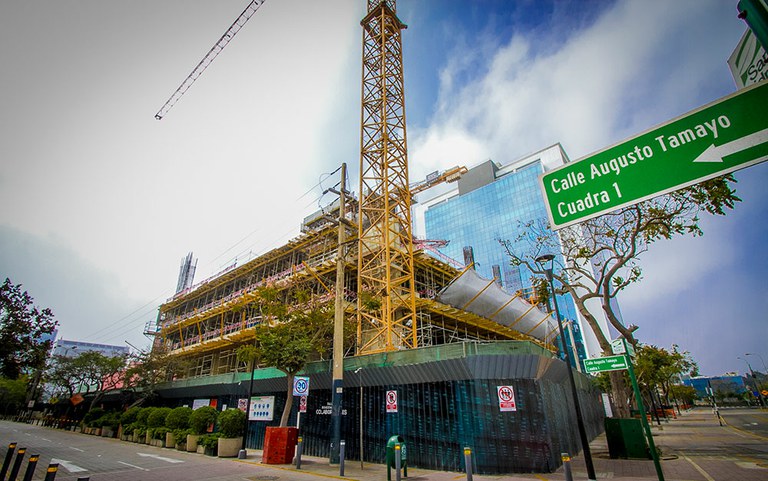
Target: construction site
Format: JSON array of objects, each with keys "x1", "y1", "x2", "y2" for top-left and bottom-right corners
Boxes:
[{"x1": 148, "y1": 0, "x2": 604, "y2": 474}]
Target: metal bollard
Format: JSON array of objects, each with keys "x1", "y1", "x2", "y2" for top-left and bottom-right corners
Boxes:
[
  {"x1": 464, "y1": 446, "x2": 473, "y2": 481},
  {"x1": 1, "y1": 442, "x2": 17, "y2": 479},
  {"x1": 21, "y1": 454, "x2": 39, "y2": 481},
  {"x1": 394, "y1": 444, "x2": 402, "y2": 481},
  {"x1": 339, "y1": 440, "x2": 346, "y2": 477},
  {"x1": 43, "y1": 463, "x2": 59, "y2": 481},
  {"x1": 8, "y1": 447, "x2": 27, "y2": 481},
  {"x1": 562, "y1": 452, "x2": 573, "y2": 481},
  {"x1": 295, "y1": 436, "x2": 303, "y2": 469}
]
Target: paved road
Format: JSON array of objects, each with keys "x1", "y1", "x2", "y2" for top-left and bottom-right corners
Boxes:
[
  {"x1": 0, "y1": 420, "x2": 304, "y2": 481},
  {"x1": 3, "y1": 408, "x2": 768, "y2": 481},
  {"x1": 720, "y1": 407, "x2": 768, "y2": 439}
]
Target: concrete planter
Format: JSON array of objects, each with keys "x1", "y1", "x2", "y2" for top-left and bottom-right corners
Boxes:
[
  {"x1": 196, "y1": 445, "x2": 205, "y2": 455},
  {"x1": 217, "y1": 437, "x2": 242, "y2": 458},
  {"x1": 165, "y1": 432, "x2": 176, "y2": 448},
  {"x1": 186, "y1": 434, "x2": 201, "y2": 452}
]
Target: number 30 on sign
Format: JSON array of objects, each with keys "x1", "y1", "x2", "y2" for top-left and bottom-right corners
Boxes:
[{"x1": 497, "y1": 385, "x2": 517, "y2": 412}]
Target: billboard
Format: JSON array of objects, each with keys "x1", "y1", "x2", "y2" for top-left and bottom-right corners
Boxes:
[{"x1": 728, "y1": 29, "x2": 768, "y2": 89}]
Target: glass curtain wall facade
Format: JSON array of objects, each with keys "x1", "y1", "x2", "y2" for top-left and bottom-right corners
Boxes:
[{"x1": 417, "y1": 146, "x2": 588, "y2": 366}]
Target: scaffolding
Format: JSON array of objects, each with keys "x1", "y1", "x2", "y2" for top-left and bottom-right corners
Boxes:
[{"x1": 154, "y1": 208, "x2": 554, "y2": 379}]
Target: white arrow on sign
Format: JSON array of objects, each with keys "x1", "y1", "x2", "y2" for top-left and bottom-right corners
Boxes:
[
  {"x1": 137, "y1": 453, "x2": 184, "y2": 464},
  {"x1": 693, "y1": 128, "x2": 768, "y2": 163},
  {"x1": 50, "y1": 458, "x2": 88, "y2": 473}
]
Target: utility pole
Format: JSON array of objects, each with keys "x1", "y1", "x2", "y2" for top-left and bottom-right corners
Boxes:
[{"x1": 331, "y1": 163, "x2": 348, "y2": 464}]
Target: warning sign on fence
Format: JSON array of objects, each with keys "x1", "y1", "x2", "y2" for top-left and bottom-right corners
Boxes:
[
  {"x1": 386, "y1": 390, "x2": 398, "y2": 413},
  {"x1": 497, "y1": 385, "x2": 517, "y2": 412}
]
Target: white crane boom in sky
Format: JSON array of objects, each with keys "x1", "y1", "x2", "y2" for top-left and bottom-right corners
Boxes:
[{"x1": 154, "y1": 0, "x2": 267, "y2": 120}]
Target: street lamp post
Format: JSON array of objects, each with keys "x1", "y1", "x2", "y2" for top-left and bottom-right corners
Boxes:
[
  {"x1": 745, "y1": 352, "x2": 768, "y2": 373},
  {"x1": 739, "y1": 356, "x2": 765, "y2": 407},
  {"x1": 535, "y1": 254, "x2": 596, "y2": 481}
]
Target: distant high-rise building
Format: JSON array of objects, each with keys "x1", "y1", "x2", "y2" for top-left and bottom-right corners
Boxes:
[
  {"x1": 414, "y1": 144, "x2": 618, "y2": 362},
  {"x1": 52, "y1": 339, "x2": 129, "y2": 359},
  {"x1": 176, "y1": 252, "x2": 197, "y2": 294}
]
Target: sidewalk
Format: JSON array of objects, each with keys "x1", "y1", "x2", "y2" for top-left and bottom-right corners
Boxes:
[{"x1": 235, "y1": 408, "x2": 768, "y2": 481}]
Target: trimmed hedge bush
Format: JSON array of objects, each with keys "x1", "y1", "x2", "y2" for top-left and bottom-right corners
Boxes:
[
  {"x1": 120, "y1": 406, "x2": 141, "y2": 426},
  {"x1": 189, "y1": 406, "x2": 218, "y2": 435},
  {"x1": 83, "y1": 407, "x2": 105, "y2": 428},
  {"x1": 136, "y1": 407, "x2": 154, "y2": 428},
  {"x1": 166, "y1": 406, "x2": 193, "y2": 430},
  {"x1": 147, "y1": 407, "x2": 172, "y2": 429},
  {"x1": 218, "y1": 408, "x2": 246, "y2": 438}
]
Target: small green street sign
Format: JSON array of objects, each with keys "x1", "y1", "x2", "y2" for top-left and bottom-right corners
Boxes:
[
  {"x1": 583, "y1": 355, "x2": 629, "y2": 374},
  {"x1": 540, "y1": 81, "x2": 768, "y2": 229}
]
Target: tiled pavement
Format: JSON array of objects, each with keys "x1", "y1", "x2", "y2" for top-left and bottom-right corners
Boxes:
[{"x1": 237, "y1": 407, "x2": 768, "y2": 481}]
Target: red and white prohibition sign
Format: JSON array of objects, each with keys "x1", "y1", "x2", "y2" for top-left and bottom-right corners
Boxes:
[
  {"x1": 497, "y1": 385, "x2": 517, "y2": 412},
  {"x1": 386, "y1": 390, "x2": 398, "y2": 413}
]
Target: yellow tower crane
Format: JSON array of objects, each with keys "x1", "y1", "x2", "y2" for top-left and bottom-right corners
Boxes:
[{"x1": 356, "y1": 0, "x2": 417, "y2": 354}]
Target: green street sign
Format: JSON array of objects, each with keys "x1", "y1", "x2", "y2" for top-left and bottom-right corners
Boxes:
[
  {"x1": 583, "y1": 355, "x2": 628, "y2": 374},
  {"x1": 540, "y1": 81, "x2": 768, "y2": 229}
]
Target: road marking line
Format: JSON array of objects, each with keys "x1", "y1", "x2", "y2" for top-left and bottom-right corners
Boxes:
[
  {"x1": 137, "y1": 453, "x2": 184, "y2": 463},
  {"x1": 682, "y1": 454, "x2": 715, "y2": 481},
  {"x1": 50, "y1": 458, "x2": 88, "y2": 473},
  {"x1": 118, "y1": 461, "x2": 149, "y2": 471},
  {"x1": 534, "y1": 475, "x2": 549, "y2": 481},
  {"x1": 69, "y1": 447, "x2": 85, "y2": 452}
]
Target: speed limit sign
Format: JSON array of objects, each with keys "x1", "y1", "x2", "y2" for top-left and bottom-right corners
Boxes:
[{"x1": 497, "y1": 385, "x2": 517, "y2": 412}]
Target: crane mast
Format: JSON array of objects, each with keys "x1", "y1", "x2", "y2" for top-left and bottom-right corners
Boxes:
[{"x1": 356, "y1": 0, "x2": 417, "y2": 354}]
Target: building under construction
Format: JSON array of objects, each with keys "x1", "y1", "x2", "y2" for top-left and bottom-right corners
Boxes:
[
  {"x1": 155, "y1": 205, "x2": 561, "y2": 374},
  {"x1": 149, "y1": 192, "x2": 604, "y2": 473},
  {"x1": 148, "y1": 0, "x2": 604, "y2": 474}
]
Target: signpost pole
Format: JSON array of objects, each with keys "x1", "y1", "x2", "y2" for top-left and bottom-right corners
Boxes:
[{"x1": 623, "y1": 339, "x2": 664, "y2": 481}]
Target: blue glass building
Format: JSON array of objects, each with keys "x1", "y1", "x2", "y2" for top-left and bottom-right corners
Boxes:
[{"x1": 414, "y1": 144, "x2": 613, "y2": 364}]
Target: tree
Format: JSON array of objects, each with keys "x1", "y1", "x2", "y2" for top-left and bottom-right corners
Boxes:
[
  {"x1": 237, "y1": 286, "x2": 333, "y2": 427},
  {"x1": 634, "y1": 344, "x2": 697, "y2": 413},
  {"x1": 502, "y1": 175, "x2": 739, "y2": 416},
  {"x1": 669, "y1": 384, "x2": 697, "y2": 406},
  {"x1": 122, "y1": 343, "x2": 197, "y2": 407},
  {"x1": 46, "y1": 351, "x2": 127, "y2": 409},
  {"x1": 0, "y1": 375, "x2": 29, "y2": 415},
  {"x1": 0, "y1": 278, "x2": 58, "y2": 379}
]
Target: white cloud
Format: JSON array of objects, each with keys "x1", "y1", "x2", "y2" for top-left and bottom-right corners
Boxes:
[{"x1": 409, "y1": 0, "x2": 744, "y2": 180}]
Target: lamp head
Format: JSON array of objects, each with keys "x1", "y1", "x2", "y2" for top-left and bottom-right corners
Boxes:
[
  {"x1": 535, "y1": 254, "x2": 555, "y2": 264},
  {"x1": 535, "y1": 254, "x2": 555, "y2": 281}
]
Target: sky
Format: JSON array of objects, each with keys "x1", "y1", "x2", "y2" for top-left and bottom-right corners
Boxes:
[{"x1": 0, "y1": 0, "x2": 765, "y2": 378}]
